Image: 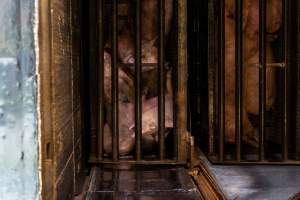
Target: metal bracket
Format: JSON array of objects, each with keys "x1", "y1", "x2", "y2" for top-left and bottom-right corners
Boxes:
[{"x1": 247, "y1": 62, "x2": 286, "y2": 68}]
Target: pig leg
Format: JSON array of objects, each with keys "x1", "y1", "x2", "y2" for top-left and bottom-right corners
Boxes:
[
  {"x1": 224, "y1": 17, "x2": 258, "y2": 146},
  {"x1": 225, "y1": 103, "x2": 259, "y2": 146},
  {"x1": 224, "y1": 63, "x2": 257, "y2": 146}
]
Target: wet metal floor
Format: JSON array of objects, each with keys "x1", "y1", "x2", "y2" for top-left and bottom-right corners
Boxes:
[{"x1": 85, "y1": 166, "x2": 202, "y2": 200}]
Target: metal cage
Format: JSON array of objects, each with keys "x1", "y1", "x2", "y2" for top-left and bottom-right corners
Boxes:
[
  {"x1": 203, "y1": 0, "x2": 300, "y2": 164},
  {"x1": 87, "y1": 0, "x2": 190, "y2": 166}
]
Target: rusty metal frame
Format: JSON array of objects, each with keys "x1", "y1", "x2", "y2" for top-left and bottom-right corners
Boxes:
[{"x1": 39, "y1": 0, "x2": 55, "y2": 199}]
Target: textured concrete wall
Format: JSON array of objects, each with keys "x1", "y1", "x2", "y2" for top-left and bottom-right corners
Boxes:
[{"x1": 0, "y1": 0, "x2": 38, "y2": 199}]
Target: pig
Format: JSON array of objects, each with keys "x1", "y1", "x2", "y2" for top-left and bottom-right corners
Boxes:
[
  {"x1": 243, "y1": 0, "x2": 282, "y2": 115},
  {"x1": 102, "y1": 0, "x2": 174, "y2": 155},
  {"x1": 224, "y1": 0, "x2": 282, "y2": 145},
  {"x1": 114, "y1": 0, "x2": 173, "y2": 65},
  {"x1": 224, "y1": 17, "x2": 259, "y2": 146},
  {"x1": 103, "y1": 51, "x2": 174, "y2": 155},
  {"x1": 225, "y1": 0, "x2": 281, "y2": 33}
]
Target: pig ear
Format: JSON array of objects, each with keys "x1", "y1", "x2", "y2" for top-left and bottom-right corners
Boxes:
[
  {"x1": 141, "y1": 36, "x2": 158, "y2": 48},
  {"x1": 150, "y1": 37, "x2": 158, "y2": 47}
]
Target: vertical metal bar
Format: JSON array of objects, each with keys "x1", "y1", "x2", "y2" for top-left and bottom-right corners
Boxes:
[
  {"x1": 259, "y1": 0, "x2": 266, "y2": 161},
  {"x1": 235, "y1": 0, "x2": 243, "y2": 161},
  {"x1": 173, "y1": 68, "x2": 178, "y2": 160},
  {"x1": 207, "y1": 0, "x2": 216, "y2": 156},
  {"x1": 158, "y1": 0, "x2": 166, "y2": 160},
  {"x1": 282, "y1": 0, "x2": 288, "y2": 161},
  {"x1": 219, "y1": 0, "x2": 225, "y2": 161},
  {"x1": 89, "y1": 0, "x2": 98, "y2": 159},
  {"x1": 135, "y1": 0, "x2": 142, "y2": 161},
  {"x1": 112, "y1": 0, "x2": 119, "y2": 161},
  {"x1": 296, "y1": 0, "x2": 300, "y2": 160},
  {"x1": 173, "y1": 0, "x2": 179, "y2": 161},
  {"x1": 97, "y1": 0, "x2": 104, "y2": 160},
  {"x1": 177, "y1": 0, "x2": 188, "y2": 161}
]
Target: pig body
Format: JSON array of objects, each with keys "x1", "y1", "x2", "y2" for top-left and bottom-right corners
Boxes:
[
  {"x1": 224, "y1": 0, "x2": 281, "y2": 145},
  {"x1": 103, "y1": 52, "x2": 174, "y2": 155},
  {"x1": 102, "y1": 0, "x2": 174, "y2": 155}
]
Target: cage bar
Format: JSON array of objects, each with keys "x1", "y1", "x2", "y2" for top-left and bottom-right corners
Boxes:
[
  {"x1": 259, "y1": 0, "x2": 267, "y2": 161},
  {"x1": 158, "y1": 0, "x2": 166, "y2": 160},
  {"x1": 89, "y1": 0, "x2": 98, "y2": 159},
  {"x1": 235, "y1": 0, "x2": 243, "y2": 161},
  {"x1": 207, "y1": 0, "x2": 216, "y2": 156},
  {"x1": 135, "y1": 0, "x2": 142, "y2": 161},
  {"x1": 112, "y1": 0, "x2": 119, "y2": 161},
  {"x1": 97, "y1": 0, "x2": 105, "y2": 160},
  {"x1": 218, "y1": 0, "x2": 225, "y2": 161},
  {"x1": 282, "y1": 0, "x2": 288, "y2": 161},
  {"x1": 205, "y1": 0, "x2": 300, "y2": 165},
  {"x1": 177, "y1": 0, "x2": 188, "y2": 161}
]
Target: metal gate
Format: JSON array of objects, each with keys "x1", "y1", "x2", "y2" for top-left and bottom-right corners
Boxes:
[
  {"x1": 204, "y1": 0, "x2": 300, "y2": 164},
  {"x1": 87, "y1": 0, "x2": 190, "y2": 165}
]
